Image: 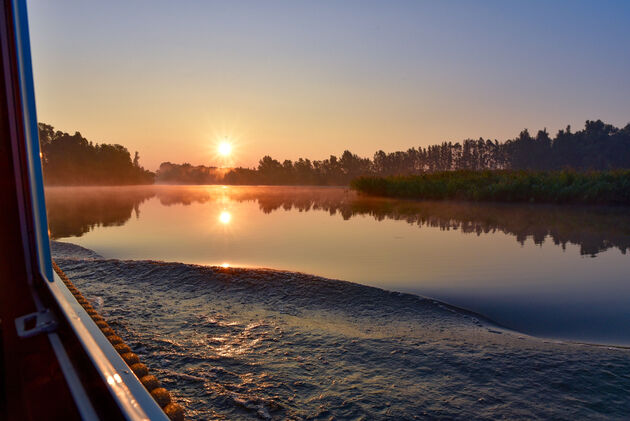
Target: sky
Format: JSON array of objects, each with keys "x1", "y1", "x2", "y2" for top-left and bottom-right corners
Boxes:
[{"x1": 27, "y1": 0, "x2": 630, "y2": 171}]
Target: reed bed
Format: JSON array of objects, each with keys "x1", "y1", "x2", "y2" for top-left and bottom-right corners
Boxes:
[{"x1": 351, "y1": 170, "x2": 630, "y2": 205}]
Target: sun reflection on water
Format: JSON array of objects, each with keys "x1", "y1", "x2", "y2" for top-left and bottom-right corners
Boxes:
[{"x1": 219, "y1": 210, "x2": 232, "y2": 225}]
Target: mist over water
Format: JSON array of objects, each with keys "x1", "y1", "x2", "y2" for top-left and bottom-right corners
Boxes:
[{"x1": 46, "y1": 185, "x2": 630, "y2": 344}]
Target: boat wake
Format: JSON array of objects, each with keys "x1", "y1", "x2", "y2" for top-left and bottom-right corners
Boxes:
[{"x1": 52, "y1": 241, "x2": 630, "y2": 420}]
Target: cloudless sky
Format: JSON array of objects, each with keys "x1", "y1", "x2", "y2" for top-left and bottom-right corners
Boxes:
[{"x1": 28, "y1": 0, "x2": 630, "y2": 170}]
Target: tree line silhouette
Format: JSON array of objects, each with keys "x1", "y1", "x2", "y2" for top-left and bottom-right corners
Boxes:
[
  {"x1": 38, "y1": 123, "x2": 154, "y2": 185},
  {"x1": 224, "y1": 120, "x2": 630, "y2": 185},
  {"x1": 39, "y1": 119, "x2": 630, "y2": 185}
]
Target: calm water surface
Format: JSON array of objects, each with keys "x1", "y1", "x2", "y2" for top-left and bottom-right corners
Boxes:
[{"x1": 46, "y1": 185, "x2": 630, "y2": 345}]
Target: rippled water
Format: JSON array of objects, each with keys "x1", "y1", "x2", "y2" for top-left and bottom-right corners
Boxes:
[
  {"x1": 53, "y1": 242, "x2": 630, "y2": 420},
  {"x1": 45, "y1": 185, "x2": 630, "y2": 345}
]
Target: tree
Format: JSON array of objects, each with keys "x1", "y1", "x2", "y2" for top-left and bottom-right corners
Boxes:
[{"x1": 38, "y1": 123, "x2": 154, "y2": 185}]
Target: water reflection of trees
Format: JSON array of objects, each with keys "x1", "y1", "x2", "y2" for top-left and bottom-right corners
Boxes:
[
  {"x1": 46, "y1": 186, "x2": 630, "y2": 256},
  {"x1": 45, "y1": 187, "x2": 156, "y2": 238},
  {"x1": 347, "y1": 200, "x2": 630, "y2": 256}
]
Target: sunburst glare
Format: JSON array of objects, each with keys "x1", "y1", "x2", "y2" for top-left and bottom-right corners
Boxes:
[{"x1": 210, "y1": 134, "x2": 240, "y2": 168}]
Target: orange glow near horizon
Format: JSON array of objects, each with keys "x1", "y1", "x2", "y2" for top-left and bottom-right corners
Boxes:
[{"x1": 28, "y1": 3, "x2": 630, "y2": 172}]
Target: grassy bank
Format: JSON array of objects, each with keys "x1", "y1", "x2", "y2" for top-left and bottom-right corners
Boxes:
[{"x1": 350, "y1": 170, "x2": 630, "y2": 205}]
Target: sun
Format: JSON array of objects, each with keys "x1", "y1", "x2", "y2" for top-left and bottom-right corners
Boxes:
[{"x1": 218, "y1": 141, "x2": 232, "y2": 157}]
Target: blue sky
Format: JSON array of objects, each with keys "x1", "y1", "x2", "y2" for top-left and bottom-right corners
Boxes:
[{"x1": 28, "y1": 0, "x2": 630, "y2": 169}]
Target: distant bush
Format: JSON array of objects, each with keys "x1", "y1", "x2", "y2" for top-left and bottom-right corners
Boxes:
[
  {"x1": 351, "y1": 170, "x2": 630, "y2": 205},
  {"x1": 155, "y1": 162, "x2": 225, "y2": 184}
]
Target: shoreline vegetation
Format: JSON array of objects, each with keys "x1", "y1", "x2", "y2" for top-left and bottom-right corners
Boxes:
[
  {"x1": 39, "y1": 119, "x2": 630, "y2": 190},
  {"x1": 222, "y1": 119, "x2": 630, "y2": 186},
  {"x1": 351, "y1": 170, "x2": 630, "y2": 205}
]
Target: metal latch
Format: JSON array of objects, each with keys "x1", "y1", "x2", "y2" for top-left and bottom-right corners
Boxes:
[{"x1": 15, "y1": 309, "x2": 58, "y2": 338}]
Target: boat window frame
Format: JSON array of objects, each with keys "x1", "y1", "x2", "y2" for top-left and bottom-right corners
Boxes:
[{"x1": 8, "y1": 1, "x2": 170, "y2": 419}]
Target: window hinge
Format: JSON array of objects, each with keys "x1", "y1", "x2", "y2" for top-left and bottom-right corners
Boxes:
[{"x1": 15, "y1": 309, "x2": 58, "y2": 338}]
